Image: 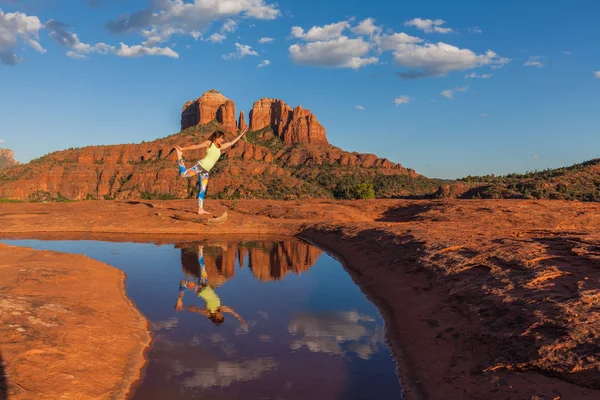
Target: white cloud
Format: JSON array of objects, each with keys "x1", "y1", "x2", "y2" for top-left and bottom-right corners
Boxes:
[
  {"x1": 465, "y1": 72, "x2": 492, "y2": 79},
  {"x1": 524, "y1": 56, "x2": 543, "y2": 68},
  {"x1": 66, "y1": 51, "x2": 88, "y2": 59},
  {"x1": 441, "y1": 86, "x2": 468, "y2": 99},
  {"x1": 221, "y1": 19, "x2": 237, "y2": 33},
  {"x1": 258, "y1": 37, "x2": 273, "y2": 44},
  {"x1": 351, "y1": 18, "x2": 381, "y2": 36},
  {"x1": 288, "y1": 311, "x2": 383, "y2": 360},
  {"x1": 116, "y1": 43, "x2": 179, "y2": 58},
  {"x1": 393, "y1": 42, "x2": 510, "y2": 79},
  {"x1": 394, "y1": 95, "x2": 412, "y2": 105},
  {"x1": 289, "y1": 36, "x2": 377, "y2": 69},
  {"x1": 291, "y1": 21, "x2": 350, "y2": 41},
  {"x1": 563, "y1": 51, "x2": 572, "y2": 55},
  {"x1": 105, "y1": 0, "x2": 280, "y2": 44},
  {"x1": 594, "y1": 71, "x2": 600, "y2": 79},
  {"x1": 180, "y1": 358, "x2": 278, "y2": 389},
  {"x1": 469, "y1": 27, "x2": 482, "y2": 34},
  {"x1": 533, "y1": 155, "x2": 539, "y2": 160},
  {"x1": 257, "y1": 59, "x2": 270, "y2": 68},
  {"x1": 355, "y1": 105, "x2": 365, "y2": 110},
  {"x1": 0, "y1": 139, "x2": 4, "y2": 143},
  {"x1": 480, "y1": 113, "x2": 490, "y2": 117},
  {"x1": 46, "y1": 20, "x2": 115, "y2": 58},
  {"x1": 223, "y1": 42, "x2": 258, "y2": 59},
  {"x1": 374, "y1": 32, "x2": 423, "y2": 51},
  {"x1": 208, "y1": 32, "x2": 227, "y2": 43},
  {"x1": 405, "y1": 18, "x2": 453, "y2": 34},
  {"x1": 0, "y1": 9, "x2": 45, "y2": 65}
]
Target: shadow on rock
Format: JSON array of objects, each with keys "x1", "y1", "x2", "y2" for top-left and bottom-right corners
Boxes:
[
  {"x1": 375, "y1": 203, "x2": 435, "y2": 222},
  {"x1": 0, "y1": 351, "x2": 7, "y2": 400}
]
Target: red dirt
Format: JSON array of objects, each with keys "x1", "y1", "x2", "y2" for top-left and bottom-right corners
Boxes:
[
  {"x1": 0, "y1": 243, "x2": 151, "y2": 400},
  {"x1": 1, "y1": 198, "x2": 599, "y2": 400}
]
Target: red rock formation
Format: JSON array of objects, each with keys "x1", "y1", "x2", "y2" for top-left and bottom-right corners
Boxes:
[
  {"x1": 249, "y1": 98, "x2": 327, "y2": 145},
  {"x1": 0, "y1": 149, "x2": 19, "y2": 169},
  {"x1": 181, "y1": 90, "x2": 237, "y2": 133},
  {"x1": 238, "y1": 111, "x2": 248, "y2": 132}
]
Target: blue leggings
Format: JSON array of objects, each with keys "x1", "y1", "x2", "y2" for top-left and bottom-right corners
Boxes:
[{"x1": 178, "y1": 157, "x2": 209, "y2": 210}]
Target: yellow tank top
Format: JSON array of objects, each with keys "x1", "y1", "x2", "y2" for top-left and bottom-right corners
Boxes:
[
  {"x1": 198, "y1": 143, "x2": 221, "y2": 171},
  {"x1": 197, "y1": 286, "x2": 221, "y2": 313}
]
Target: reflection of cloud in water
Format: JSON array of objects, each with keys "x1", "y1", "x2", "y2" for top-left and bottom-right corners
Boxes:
[
  {"x1": 288, "y1": 311, "x2": 383, "y2": 359},
  {"x1": 177, "y1": 358, "x2": 278, "y2": 389},
  {"x1": 151, "y1": 317, "x2": 179, "y2": 331}
]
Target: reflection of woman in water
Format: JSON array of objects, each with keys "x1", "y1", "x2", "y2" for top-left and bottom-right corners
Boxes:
[{"x1": 175, "y1": 245, "x2": 246, "y2": 327}]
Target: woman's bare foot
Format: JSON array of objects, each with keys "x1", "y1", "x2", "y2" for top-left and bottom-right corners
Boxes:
[{"x1": 198, "y1": 209, "x2": 211, "y2": 215}]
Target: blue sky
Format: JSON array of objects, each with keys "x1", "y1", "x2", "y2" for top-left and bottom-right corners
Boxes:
[{"x1": 1, "y1": 0, "x2": 599, "y2": 179}]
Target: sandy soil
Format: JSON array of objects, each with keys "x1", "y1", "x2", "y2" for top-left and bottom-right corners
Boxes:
[
  {"x1": 0, "y1": 198, "x2": 599, "y2": 400},
  {"x1": 0, "y1": 243, "x2": 151, "y2": 400}
]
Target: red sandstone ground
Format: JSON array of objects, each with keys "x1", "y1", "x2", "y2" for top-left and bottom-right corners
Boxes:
[
  {"x1": 0, "y1": 198, "x2": 599, "y2": 400},
  {"x1": 0, "y1": 243, "x2": 151, "y2": 400}
]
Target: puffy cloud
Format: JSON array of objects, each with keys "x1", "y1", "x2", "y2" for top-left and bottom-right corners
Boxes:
[
  {"x1": 221, "y1": 19, "x2": 237, "y2": 33},
  {"x1": 258, "y1": 37, "x2": 273, "y2": 44},
  {"x1": 393, "y1": 42, "x2": 510, "y2": 79},
  {"x1": 355, "y1": 105, "x2": 365, "y2": 110},
  {"x1": 441, "y1": 86, "x2": 468, "y2": 99},
  {"x1": 563, "y1": 51, "x2": 572, "y2": 55},
  {"x1": 223, "y1": 42, "x2": 258, "y2": 59},
  {"x1": 351, "y1": 17, "x2": 381, "y2": 36},
  {"x1": 465, "y1": 72, "x2": 492, "y2": 79},
  {"x1": 106, "y1": 0, "x2": 280, "y2": 44},
  {"x1": 288, "y1": 311, "x2": 383, "y2": 360},
  {"x1": 257, "y1": 59, "x2": 270, "y2": 68},
  {"x1": 469, "y1": 27, "x2": 482, "y2": 34},
  {"x1": 524, "y1": 56, "x2": 543, "y2": 68},
  {"x1": 595, "y1": 71, "x2": 600, "y2": 79},
  {"x1": 394, "y1": 95, "x2": 412, "y2": 105},
  {"x1": 46, "y1": 20, "x2": 115, "y2": 58},
  {"x1": 207, "y1": 32, "x2": 227, "y2": 43},
  {"x1": 0, "y1": 139, "x2": 4, "y2": 143},
  {"x1": 0, "y1": 9, "x2": 45, "y2": 65},
  {"x1": 374, "y1": 32, "x2": 423, "y2": 51},
  {"x1": 405, "y1": 18, "x2": 453, "y2": 34},
  {"x1": 116, "y1": 43, "x2": 179, "y2": 58},
  {"x1": 180, "y1": 358, "x2": 278, "y2": 389},
  {"x1": 291, "y1": 21, "x2": 350, "y2": 41},
  {"x1": 151, "y1": 318, "x2": 179, "y2": 331},
  {"x1": 480, "y1": 113, "x2": 490, "y2": 117},
  {"x1": 289, "y1": 36, "x2": 377, "y2": 69}
]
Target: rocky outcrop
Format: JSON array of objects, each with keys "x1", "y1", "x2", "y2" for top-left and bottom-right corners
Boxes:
[
  {"x1": 181, "y1": 90, "x2": 237, "y2": 133},
  {"x1": 0, "y1": 149, "x2": 19, "y2": 169},
  {"x1": 0, "y1": 92, "x2": 423, "y2": 201},
  {"x1": 249, "y1": 98, "x2": 328, "y2": 145},
  {"x1": 238, "y1": 111, "x2": 248, "y2": 132}
]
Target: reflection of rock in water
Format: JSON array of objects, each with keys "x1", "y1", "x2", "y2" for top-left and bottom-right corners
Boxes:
[
  {"x1": 248, "y1": 241, "x2": 322, "y2": 281},
  {"x1": 176, "y1": 240, "x2": 322, "y2": 284}
]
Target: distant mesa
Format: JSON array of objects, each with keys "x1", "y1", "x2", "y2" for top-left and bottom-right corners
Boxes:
[
  {"x1": 0, "y1": 89, "x2": 422, "y2": 202},
  {"x1": 0, "y1": 149, "x2": 19, "y2": 169}
]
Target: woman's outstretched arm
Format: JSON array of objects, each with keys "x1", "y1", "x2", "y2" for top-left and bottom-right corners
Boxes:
[
  {"x1": 177, "y1": 140, "x2": 211, "y2": 151},
  {"x1": 220, "y1": 128, "x2": 248, "y2": 150}
]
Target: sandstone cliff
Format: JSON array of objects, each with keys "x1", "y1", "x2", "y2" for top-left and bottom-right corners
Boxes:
[
  {"x1": 249, "y1": 98, "x2": 327, "y2": 145},
  {"x1": 181, "y1": 90, "x2": 237, "y2": 133},
  {"x1": 0, "y1": 149, "x2": 19, "y2": 169}
]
